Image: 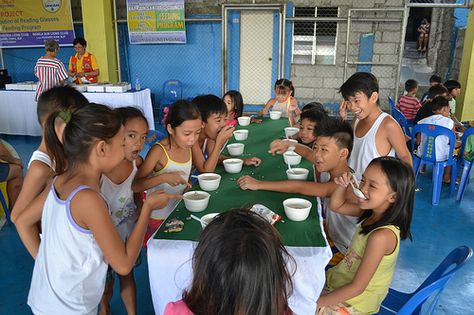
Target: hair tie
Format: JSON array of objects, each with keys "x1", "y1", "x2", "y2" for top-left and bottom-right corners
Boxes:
[
  {"x1": 58, "y1": 110, "x2": 72, "y2": 124},
  {"x1": 162, "y1": 106, "x2": 169, "y2": 124}
]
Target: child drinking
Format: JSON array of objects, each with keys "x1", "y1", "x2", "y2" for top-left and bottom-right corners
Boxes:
[
  {"x1": 99, "y1": 107, "x2": 149, "y2": 315},
  {"x1": 258, "y1": 79, "x2": 301, "y2": 127},
  {"x1": 164, "y1": 208, "x2": 295, "y2": 315},
  {"x1": 223, "y1": 90, "x2": 244, "y2": 127},
  {"x1": 318, "y1": 157, "x2": 414, "y2": 314},
  {"x1": 133, "y1": 100, "x2": 202, "y2": 242},
  {"x1": 11, "y1": 86, "x2": 88, "y2": 221},
  {"x1": 15, "y1": 104, "x2": 180, "y2": 315}
]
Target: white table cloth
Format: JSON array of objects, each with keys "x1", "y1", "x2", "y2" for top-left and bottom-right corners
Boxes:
[
  {"x1": 0, "y1": 89, "x2": 155, "y2": 136},
  {"x1": 147, "y1": 209, "x2": 332, "y2": 315}
]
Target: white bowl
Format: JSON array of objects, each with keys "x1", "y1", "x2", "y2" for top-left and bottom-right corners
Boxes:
[
  {"x1": 233, "y1": 129, "x2": 249, "y2": 141},
  {"x1": 227, "y1": 143, "x2": 245, "y2": 156},
  {"x1": 286, "y1": 168, "x2": 309, "y2": 181},
  {"x1": 269, "y1": 111, "x2": 282, "y2": 120},
  {"x1": 283, "y1": 198, "x2": 312, "y2": 221},
  {"x1": 197, "y1": 173, "x2": 221, "y2": 191},
  {"x1": 200, "y1": 213, "x2": 219, "y2": 229},
  {"x1": 283, "y1": 151, "x2": 302, "y2": 166},
  {"x1": 284, "y1": 127, "x2": 299, "y2": 138},
  {"x1": 223, "y1": 158, "x2": 243, "y2": 174},
  {"x1": 238, "y1": 116, "x2": 251, "y2": 126},
  {"x1": 183, "y1": 191, "x2": 210, "y2": 212}
]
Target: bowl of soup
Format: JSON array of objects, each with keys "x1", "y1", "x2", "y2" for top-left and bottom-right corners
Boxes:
[
  {"x1": 283, "y1": 198, "x2": 312, "y2": 221},
  {"x1": 269, "y1": 111, "x2": 282, "y2": 120},
  {"x1": 286, "y1": 168, "x2": 309, "y2": 181},
  {"x1": 200, "y1": 212, "x2": 219, "y2": 229},
  {"x1": 197, "y1": 173, "x2": 221, "y2": 191},
  {"x1": 238, "y1": 116, "x2": 251, "y2": 126},
  {"x1": 283, "y1": 151, "x2": 302, "y2": 166},
  {"x1": 233, "y1": 129, "x2": 249, "y2": 141},
  {"x1": 227, "y1": 143, "x2": 245, "y2": 156},
  {"x1": 183, "y1": 191, "x2": 210, "y2": 212},
  {"x1": 223, "y1": 158, "x2": 244, "y2": 174},
  {"x1": 284, "y1": 127, "x2": 299, "y2": 138}
]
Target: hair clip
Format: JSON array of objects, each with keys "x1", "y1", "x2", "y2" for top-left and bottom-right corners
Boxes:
[{"x1": 58, "y1": 110, "x2": 72, "y2": 124}]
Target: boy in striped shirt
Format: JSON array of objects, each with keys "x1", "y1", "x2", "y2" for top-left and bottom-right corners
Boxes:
[
  {"x1": 34, "y1": 40, "x2": 68, "y2": 101},
  {"x1": 396, "y1": 79, "x2": 422, "y2": 123}
]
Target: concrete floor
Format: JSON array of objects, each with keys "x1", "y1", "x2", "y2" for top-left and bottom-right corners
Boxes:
[{"x1": 1, "y1": 134, "x2": 473, "y2": 315}]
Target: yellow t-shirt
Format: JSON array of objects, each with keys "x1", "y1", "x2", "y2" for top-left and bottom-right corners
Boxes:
[
  {"x1": 326, "y1": 223, "x2": 400, "y2": 314},
  {"x1": 68, "y1": 52, "x2": 99, "y2": 74}
]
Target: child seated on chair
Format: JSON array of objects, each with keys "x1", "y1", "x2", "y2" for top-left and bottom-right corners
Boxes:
[
  {"x1": 444, "y1": 80, "x2": 465, "y2": 131},
  {"x1": 417, "y1": 96, "x2": 459, "y2": 183},
  {"x1": 0, "y1": 140, "x2": 23, "y2": 211},
  {"x1": 414, "y1": 84, "x2": 449, "y2": 125},
  {"x1": 258, "y1": 78, "x2": 301, "y2": 127},
  {"x1": 396, "y1": 79, "x2": 421, "y2": 123},
  {"x1": 223, "y1": 90, "x2": 243, "y2": 127}
]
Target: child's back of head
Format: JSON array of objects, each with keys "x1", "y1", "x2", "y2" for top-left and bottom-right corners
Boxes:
[
  {"x1": 301, "y1": 102, "x2": 325, "y2": 114},
  {"x1": 339, "y1": 72, "x2": 379, "y2": 103},
  {"x1": 192, "y1": 94, "x2": 227, "y2": 122},
  {"x1": 444, "y1": 80, "x2": 461, "y2": 94},
  {"x1": 404, "y1": 79, "x2": 418, "y2": 93},
  {"x1": 429, "y1": 74, "x2": 442, "y2": 85},
  {"x1": 36, "y1": 86, "x2": 89, "y2": 126},
  {"x1": 183, "y1": 208, "x2": 294, "y2": 315},
  {"x1": 430, "y1": 95, "x2": 450, "y2": 113},
  {"x1": 427, "y1": 84, "x2": 449, "y2": 100}
]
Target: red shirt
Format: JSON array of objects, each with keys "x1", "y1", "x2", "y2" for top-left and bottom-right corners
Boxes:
[{"x1": 396, "y1": 95, "x2": 422, "y2": 121}]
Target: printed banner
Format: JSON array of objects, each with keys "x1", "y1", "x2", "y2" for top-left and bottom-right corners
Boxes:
[
  {"x1": 0, "y1": 0, "x2": 75, "y2": 48},
  {"x1": 127, "y1": 0, "x2": 186, "y2": 44}
]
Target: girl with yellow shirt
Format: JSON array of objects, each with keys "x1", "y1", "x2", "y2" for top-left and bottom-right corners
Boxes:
[{"x1": 318, "y1": 157, "x2": 415, "y2": 314}]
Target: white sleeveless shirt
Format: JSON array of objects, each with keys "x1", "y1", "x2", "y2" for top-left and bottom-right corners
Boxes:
[
  {"x1": 349, "y1": 112, "x2": 395, "y2": 180},
  {"x1": 318, "y1": 172, "x2": 358, "y2": 254},
  {"x1": 28, "y1": 150, "x2": 53, "y2": 169},
  {"x1": 148, "y1": 143, "x2": 192, "y2": 220},
  {"x1": 28, "y1": 179, "x2": 107, "y2": 315},
  {"x1": 271, "y1": 98, "x2": 290, "y2": 118},
  {"x1": 101, "y1": 160, "x2": 138, "y2": 240}
]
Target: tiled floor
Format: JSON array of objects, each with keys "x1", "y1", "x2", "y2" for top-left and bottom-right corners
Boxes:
[{"x1": 1, "y1": 134, "x2": 473, "y2": 315}]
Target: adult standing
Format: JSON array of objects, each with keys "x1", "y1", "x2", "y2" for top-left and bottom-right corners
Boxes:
[
  {"x1": 34, "y1": 40, "x2": 68, "y2": 101},
  {"x1": 68, "y1": 38, "x2": 100, "y2": 84}
]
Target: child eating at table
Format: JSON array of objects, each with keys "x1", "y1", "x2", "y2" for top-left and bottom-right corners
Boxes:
[
  {"x1": 15, "y1": 104, "x2": 180, "y2": 315},
  {"x1": 164, "y1": 208, "x2": 295, "y2": 315},
  {"x1": 11, "y1": 86, "x2": 88, "y2": 221},
  {"x1": 192, "y1": 94, "x2": 261, "y2": 173},
  {"x1": 133, "y1": 100, "x2": 201, "y2": 243},
  {"x1": 223, "y1": 90, "x2": 244, "y2": 127},
  {"x1": 318, "y1": 157, "x2": 414, "y2": 314},
  {"x1": 99, "y1": 107, "x2": 149, "y2": 315},
  {"x1": 339, "y1": 72, "x2": 412, "y2": 180},
  {"x1": 239, "y1": 117, "x2": 359, "y2": 265},
  {"x1": 258, "y1": 78, "x2": 301, "y2": 127}
]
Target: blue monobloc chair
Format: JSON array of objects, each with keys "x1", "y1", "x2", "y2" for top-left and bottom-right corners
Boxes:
[
  {"x1": 144, "y1": 129, "x2": 166, "y2": 152},
  {"x1": 392, "y1": 106, "x2": 412, "y2": 139},
  {"x1": 377, "y1": 246, "x2": 472, "y2": 315},
  {"x1": 388, "y1": 96, "x2": 397, "y2": 114},
  {"x1": 456, "y1": 127, "x2": 474, "y2": 201},
  {"x1": 411, "y1": 124, "x2": 457, "y2": 205},
  {"x1": 162, "y1": 80, "x2": 182, "y2": 105}
]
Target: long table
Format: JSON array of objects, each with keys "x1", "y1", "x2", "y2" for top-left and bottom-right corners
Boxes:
[
  {"x1": 147, "y1": 119, "x2": 332, "y2": 315},
  {"x1": 0, "y1": 88, "x2": 155, "y2": 136}
]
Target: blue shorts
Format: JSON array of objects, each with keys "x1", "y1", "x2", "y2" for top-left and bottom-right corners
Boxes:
[{"x1": 0, "y1": 163, "x2": 9, "y2": 182}]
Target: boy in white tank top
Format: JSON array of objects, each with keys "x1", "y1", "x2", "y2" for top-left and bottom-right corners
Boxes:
[{"x1": 339, "y1": 72, "x2": 412, "y2": 180}]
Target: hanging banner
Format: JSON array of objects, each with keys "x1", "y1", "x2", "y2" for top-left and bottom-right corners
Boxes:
[
  {"x1": 0, "y1": 0, "x2": 75, "y2": 48},
  {"x1": 127, "y1": 0, "x2": 186, "y2": 44}
]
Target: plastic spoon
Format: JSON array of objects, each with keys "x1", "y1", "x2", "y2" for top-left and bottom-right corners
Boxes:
[
  {"x1": 350, "y1": 173, "x2": 367, "y2": 199},
  {"x1": 190, "y1": 214, "x2": 205, "y2": 225}
]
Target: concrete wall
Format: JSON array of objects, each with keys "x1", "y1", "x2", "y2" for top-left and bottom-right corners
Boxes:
[{"x1": 451, "y1": 27, "x2": 466, "y2": 80}]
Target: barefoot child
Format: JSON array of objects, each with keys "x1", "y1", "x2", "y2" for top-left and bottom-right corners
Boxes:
[
  {"x1": 318, "y1": 157, "x2": 414, "y2": 314},
  {"x1": 15, "y1": 104, "x2": 180, "y2": 315},
  {"x1": 99, "y1": 107, "x2": 149, "y2": 315}
]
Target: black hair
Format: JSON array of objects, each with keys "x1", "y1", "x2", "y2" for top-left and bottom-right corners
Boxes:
[
  {"x1": 223, "y1": 90, "x2": 244, "y2": 118},
  {"x1": 300, "y1": 107, "x2": 328, "y2": 126},
  {"x1": 429, "y1": 74, "x2": 442, "y2": 84},
  {"x1": 302, "y1": 102, "x2": 326, "y2": 113},
  {"x1": 314, "y1": 117, "x2": 353, "y2": 157},
  {"x1": 444, "y1": 80, "x2": 461, "y2": 93},
  {"x1": 37, "y1": 86, "x2": 89, "y2": 126},
  {"x1": 358, "y1": 157, "x2": 414, "y2": 240},
  {"x1": 192, "y1": 94, "x2": 227, "y2": 122},
  {"x1": 339, "y1": 72, "x2": 379, "y2": 105},
  {"x1": 73, "y1": 37, "x2": 87, "y2": 47},
  {"x1": 45, "y1": 103, "x2": 122, "y2": 175},
  {"x1": 404, "y1": 79, "x2": 418, "y2": 93},
  {"x1": 165, "y1": 100, "x2": 201, "y2": 128},
  {"x1": 426, "y1": 84, "x2": 449, "y2": 100},
  {"x1": 430, "y1": 95, "x2": 450, "y2": 112},
  {"x1": 115, "y1": 106, "x2": 149, "y2": 128},
  {"x1": 183, "y1": 208, "x2": 295, "y2": 315},
  {"x1": 274, "y1": 79, "x2": 294, "y2": 96}
]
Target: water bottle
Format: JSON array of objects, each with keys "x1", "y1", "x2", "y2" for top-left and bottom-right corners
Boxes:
[{"x1": 135, "y1": 78, "x2": 141, "y2": 91}]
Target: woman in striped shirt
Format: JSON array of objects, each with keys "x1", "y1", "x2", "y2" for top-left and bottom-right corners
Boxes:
[{"x1": 34, "y1": 40, "x2": 68, "y2": 101}]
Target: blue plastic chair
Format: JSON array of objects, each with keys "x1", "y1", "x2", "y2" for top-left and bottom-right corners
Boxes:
[
  {"x1": 144, "y1": 129, "x2": 166, "y2": 153},
  {"x1": 388, "y1": 96, "x2": 397, "y2": 115},
  {"x1": 160, "y1": 80, "x2": 183, "y2": 123},
  {"x1": 0, "y1": 187, "x2": 12, "y2": 226},
  {"x1": 411, "y1": 124, "x2": 457, "y2": 205},
  {"x1": 456, "y1": 127, "x2": 474, "y2": 201},
  {"x1": 392, "y1": 106, "x2": 412, "y2": 139},
  {"x1": 377, "y1": 246, "x2": 472, "y2": 315}
]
